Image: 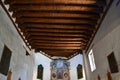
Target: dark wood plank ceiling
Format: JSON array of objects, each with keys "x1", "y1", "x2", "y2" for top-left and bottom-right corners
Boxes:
[{"x1": 3, "y1": 0, "x2": 109, "y2": 58}]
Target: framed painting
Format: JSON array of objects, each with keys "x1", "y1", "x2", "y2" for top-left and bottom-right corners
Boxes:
[
  {"x1": 57, "y1": 69, "x2": 63, "y2": 79},
  {"x1": 37, "y1": 64, "x2": 43, "y2": 80},
  {"x1": 77, "y1": 64, "x2": 83, "y2": 79},
  {"x1": 0, "y1": 45, "x2": 12, "y2": 76}
]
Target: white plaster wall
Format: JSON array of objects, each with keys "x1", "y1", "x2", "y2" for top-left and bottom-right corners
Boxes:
[
  {"x1": 85, "y1": 0, "x2": 120, "y2": 80},
  {"x1": 0, "y1": 5, "x2": 35, "y2": 80},
  {"x1": 69, "y1": 54, "x2": 86, "y2": 80},
  {"x1": 33, "y1": 52, "x2": 52, "y2": 80}
]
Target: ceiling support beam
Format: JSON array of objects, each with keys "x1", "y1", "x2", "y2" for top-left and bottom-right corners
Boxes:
[{"x1": 5, "y1": 0, "x2": 106, "y2": 7}]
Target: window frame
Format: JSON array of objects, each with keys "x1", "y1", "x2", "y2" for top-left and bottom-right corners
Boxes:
[{"x1": 88, "y1": 49, "x2": 96, "y2": 72}]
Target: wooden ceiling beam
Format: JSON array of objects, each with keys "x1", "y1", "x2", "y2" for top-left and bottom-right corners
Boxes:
[
  {"x1": 39, "y1": 49, "x2": 79, "y2": 52},
  {"x1": 9, "y1": 4, "x2": 103, "y2": 13},
  {"x1": 12, "y1": 11, "x2": 100, "y2": 20},
  {"x1": 27, "y1": 39, "x2": 88, "y2": 46},
  {"x1": 25, "y1": 32, "x2": 92, "y2": 39},
  {"x1": 31, "y1": 43, "x2": 85, "y2": 47},
  {"x1": 18, "y1": 22, "x2": 96, "y2": 26},
  {"x1": 25, "y1": 32, "x2": 91, "y2": 39},
  {"x1": 19, "y1": 24, "x2": 96, "y2": 30},
  {"x1": 35, "y1": 48, "x2": 82, "y2": 57},
  {"x1": 29, "y1": 40, "x2": 86, "y2": 44},
  {"x1": 26, "y1": 37, "x2": 90, "y2": 44},
  {"x1": 27, "y1": 36, "x2": 88, "y2": 42},
  {"x1": 3, "y1": 0, "x2": 107, "y2": 58},
  {"x1": 26, "y1": 38, "x2": 87, "y2": 48},
  {"x1": 28, "y1": 39, "x2": 88, "y2": 43},
  {"x1": 35, "y1": 48, "x2": 81, "y2": 54},
  {"x1": 32, "y1": 45, "x2": 86, "y2": 50},
  {"x1": 32, "y1": 46, "x2": 84, "y2": 50},
  {"x1": 4, "y1": 0, "x2": 106, "y2": 7},
  {"x1": 27, "y1": 38, "x2": 89, "y2": 47},
  {"x1": 37, "y1": 50, "x2": 76, "y2": 57},
  {"x1": 13, "y1": 10, "x2": 101, "y2": 18},
  {"x1": 27, "y1": 41, "x2": 87, "y2": 48},
  {"x1": 21, "y1": 28, "x2": 93, "y2": 37},
  {"x1": 42, "y1": 50, "x2": 76, "y2": 53},
  {"x1": 23, "y1": 28, "x2": 93, "y2": 34},
  {"x1": 22, "y1": 29, "x2": 93, "y2": 37},
  {"x1": 20, "y1": 28, "x2": 92, "y2": 43},
  {"x1": 41, "y1": 52, "x2": 73, "y2": 57},
  {"x1": 42, "y1": 51, "x2": 74, "y2": 55},
  {"x1": 15, "y1": 18, "x2": 97, "y2": 25}
]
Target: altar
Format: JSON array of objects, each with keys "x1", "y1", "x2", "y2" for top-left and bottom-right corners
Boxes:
[{"x1": 51, "y1": 58, "x2": 70, "y2": 80}]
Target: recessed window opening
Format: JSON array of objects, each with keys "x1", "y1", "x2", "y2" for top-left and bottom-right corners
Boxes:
[{"x1": 88, "y1": 49, "x2": 96, "y2": 72}]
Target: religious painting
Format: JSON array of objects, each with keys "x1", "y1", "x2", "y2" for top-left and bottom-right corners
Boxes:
[
  {"x1": 63, "y1": 70, "x2": 69, "y2": 80},
  {"x1": 51, "y1": 59, "x2": 70, "y2": 80},
  {"x1": 37, "y1": 64, "x2": 43, "y2": 80},
  {"x1": 0, "y1": 45, "x2": 12, "y2": 75},
  {"x1": 52, "y1": 72, "x2": 57, "y2": 79},
  {"x1": 51, "y1": 70, "x2": 57, "y2": 80},
  {"x1": 64, "y1": 72, "x2": 68, "y2": 78},
  {"x1": 77, "y1": 64, "x2": 83, "y2": 79},
  {"x1": 57, "y1": 69, "x2": 63, "y2": 79},
  {"x1": 107, "y1": 52, "x2": 119, "y2": 73}
]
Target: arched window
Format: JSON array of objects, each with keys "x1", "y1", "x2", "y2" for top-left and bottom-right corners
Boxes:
[
  {"x1": 37, "y1": 64, "x2": 43, "y2": 80},
  {"x1": 77, "y1": 64, "x2": 83, "y2": 79}
]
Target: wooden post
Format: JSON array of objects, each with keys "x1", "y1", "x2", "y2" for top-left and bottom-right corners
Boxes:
[{"x1": 7, "y1": 70, "x2": 12, "y2": 80}]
